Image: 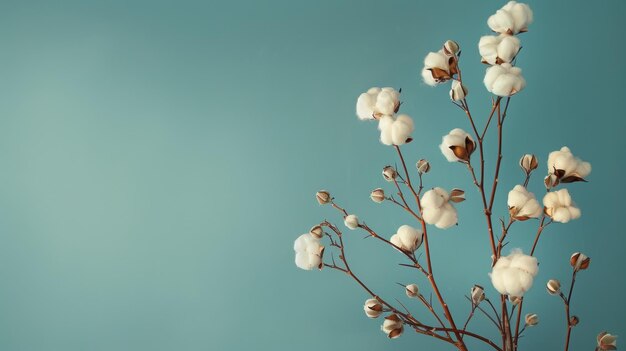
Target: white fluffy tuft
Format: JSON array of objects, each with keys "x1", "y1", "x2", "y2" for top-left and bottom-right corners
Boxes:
[
  {"x1": 487, "y1": 1, "x2": 533, "y2": 35},
  {"x1": 478, "y1": 34, "x2": 521, "y2": 65},
  {"x1": 356, "y1": 87, "x2": 400, "y2": 120},
  {"x1": 439, "y1": 128, "x2": 473, "y2": 162},
  {"x1": 507, "y1": 185, "x2": 542, "y2": 219},
  {"x1": 484, "y1": 63, "x2": 526, "y2": 97},
  {"x1": 294, "y1": 233, "x2": 324, "y2": 270},
  {"x1": 421, "y1": 188, "x2": 458, "y2": 229},
  {"x1": 422, "y1": 50, "x2": 451, "y2": 86},
  {"x1": 344, "y1": 214, "x2": 359, "y2": 230},
  {"x1": 378, "y1": 114, "x2": 415, "y2": 146},
  {"x1": 547, "y1": 146, "x2": 592, "y2": 179},
  {"x1": 543, "y1": 189, "x2": 581, "y2": 223},
  {"x1": 490, "y1": 248, "x2": 538, "y2": 296},
  {"x1": 390, "y1": 225, "x2": 423, "y2": 252}
]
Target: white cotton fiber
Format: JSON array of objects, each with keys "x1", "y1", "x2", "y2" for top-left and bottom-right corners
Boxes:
[
  {"x1": 543, "y1": 189, "x2": 581, "y2": 223},
  {"x1": 355, "y1": 87, "x2": 400, "y2": 120},
  {"x1": 390, "y1": 225, "x2": 423, "y2": 252},
  {"x1": 484, "y1": 63, "x2": 526, "y2": 97},
  {"x1": 479, "y1": 34, "x2": 520, "y2": 65},
  {"x1": 490, "y1": 248, "x2": 538, "y2": 296},
  {"x1": 547, "y1": 146, "x2": 592, "y2": 179},
  {"x1": 294, "y1": 233, "x2": 324, "y2": 270},
  {"x1": 487, "y1": 1, "x2": 533, "y2": 34},
  {"x1": 507, "y1": 185, "x2": 542, "y2": 219},
  {"x1": 439, "y1": 128, "x2": 473, "y2": 162},
  {"x1": 421, "y1": 188, "x2": 458, "y2": 229}
]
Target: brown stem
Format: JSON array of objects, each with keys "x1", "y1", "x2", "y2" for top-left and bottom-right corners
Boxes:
[{"x1": 563, "y1": 271, "x2": 578, "y2": 351}]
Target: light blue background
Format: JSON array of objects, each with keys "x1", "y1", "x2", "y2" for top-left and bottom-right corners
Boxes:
[{"x1": 0, "y1": 0, "x2": 624, "y2": 350}]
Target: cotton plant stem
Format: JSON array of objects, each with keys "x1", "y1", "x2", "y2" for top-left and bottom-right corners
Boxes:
[
  {"x1": 563, "y1": 271, "x2": 578, "y2": 351},
  {"x1": 320, "y1": 220, "x2": 502, "y2": 351},
  {"x1": 394, "y1": 146, "x2": 468, "y2": 351},
  {"x1": 513, "y1": 214, "x2": 551, "y2": 348}
]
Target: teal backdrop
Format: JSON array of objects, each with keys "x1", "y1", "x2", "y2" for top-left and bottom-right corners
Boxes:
[{"x1": 0, "y1": 0, "x2": 624, "y2": 350}]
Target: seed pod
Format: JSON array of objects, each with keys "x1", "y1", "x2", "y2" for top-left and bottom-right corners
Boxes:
[
  {"x1": 316, "y1": 190, "x2": 331, "y2": 205},
  {"x1": 547, "y1": 279, "x2": 561, "y2": 295},
  {"x1": 416, "y1": 159, "x2": 431, "y2": 174},
  {"x1": 508, "y1": 295, "x2": 522, "y2": 305},
  {"x1": 370, "y1": 188, "x2": 385, "y2": 203},
  {"x1": 597, "y1": 332, "x2": 618, "y2": 350},
  {"x1": 309, "y1": 225, "x2": 323, "y2": 239},
  {"x1": 570, "y1": 252, "x2": 591, "y2": 271},
  {"x1": 405, "y1": 284, "x2": 419, "y2": 298},
  {"x1": 381, "y1": 314, "x2": 404, "y2": 339},
  {"x1": 471, "y1": 285, "x2": 485, "y2": 305},
  {"x1": 382, "y1": 166, "x2": 397, "y2": 182},
  {"x1": 450, "y1": 188, "x2": 466, "y2": 203},
  {"x1": 525, "y1": 313, "x2": 539, "y2": 326},
  {"x1": 450, "y1": 80, "x2": 468, "y2": 101},
  {"x1": 344, "y1": 214, "x2": 359, "y2": 230},
  {"x1": 569, "y1": 316, "x2": 579, "y2": 327},
  {"x1": 443, "y1": 40, "x2": 460, "y2": 55},
  {"x1": 519, "y1": 154, "x2": 538, "y2": 174}
]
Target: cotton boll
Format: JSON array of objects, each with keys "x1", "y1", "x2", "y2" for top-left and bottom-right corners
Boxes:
[
  {"x1": 355, "y1": 87, "x2": 400, "y2": 120},
  {"x1": 490, "y1": 249, "x2": 538, "y2": 296},
  {"x1": 479, "y1": 35, "x2": 521, "y2": 65},
  {"x1": 488, "y1": 1, "x2": 533, "y2": 34},
  {"x1": 294, "y1": 233, "x2": 324, "y2": 270},
  {"x1": 421, "y1": 188, "x2": 459, "y2": 229},
  {"x1": 439, "y1": 128, "x2": 475, "y2": 162},
  {"x1": 364, "y1": 298, "x2": 383, "y2": 318},
  {"x1": 391, "y1": 114, "x2": 414, "y2": 145},
  {"x1": 484, "y1": 63, "x2": 526, "y2": 97},
  {"x1": 547, "y1": 146, "x2": 592, "y2": 182},
  {"x1": 507, "y1": 185, "x2": 542, "y2": 220},
  {"x1": 543, "y1": 189, "x2": 581, "y2": 223},
  {"x1": 378, "y1": 115, "x2": 414, "y2": 146},
  {"x1": 449, "y1": 80, "x2": 468, "y2": 101},
  {"x1": 422, "y1": 51, "x2": 451, "y2": 85},
  {"x1": 381, "y1": 314, "x2": 404, "y2": 339},
  {"x1": 390, "y1": 225, "x2": 423, "y2": 252},
  {"x1": 344, "y1": 214, "x2": 359, "y2": 229}
]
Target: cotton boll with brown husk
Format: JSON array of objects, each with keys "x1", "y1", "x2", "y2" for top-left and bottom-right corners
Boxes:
[
  {"x1": 547, "y1": 146, "x2": 592, "y2": 183},
  {"x1": 449, "y1": 81, "x2": 468, "y2": 101},
  {"x1": 487, "y1": 1, "x2": 533, "y2": 35},
  {"x1": 440, "y1": 128, "x2": 476, "y2": 162},
  {"x1": 294, "y1": 233, "x2": 324, "y2": 270},
  {"x1": 570, "y1": 252, "x2": 591, "y2": 272},
  {"x1": 597, "y1": 332, "x2": 618, "y2": 350},
  {"x1": 356, "y1": 87, "x2": 400, "y2": 120},
  {"x1": 379, "y1": 114, "x2": 414, "y2": 146},
  {"x1": 543, "y1": 189, "x2": 581, "y2": 223},
  {"x1": 381, "y1": 314, "x2": 404, "y2": 339},
  {"x1": 421, "y1": 188, "x2": 459, "y2": 229},
  {"x1": 364, "y1": 298, "x2": 383, "y2": 318},
  {"x1": 490, "y1": 249, "x2": 538, "y2": 297},
  {"x1": 390, "y1": 225, "x2": 423, "y2": 253},
  {"x1": 344, "y1": 214, "x2": 359, "y2": 230},
  {"x1": 479, "y1": 34, "x2": 521, "y2": 65},
  {"x1": 507, "y1": 185, "x2": 542, "y2": 220},
  {"x1": 484, "y1": 63, "x2": 526, "y2": 96},
  {"x1": 422, "y1": 50, "x2": 456, "y2": 86}
]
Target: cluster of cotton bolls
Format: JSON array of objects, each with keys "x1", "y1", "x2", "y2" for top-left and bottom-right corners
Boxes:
[
  {"x1": 541, "y1": 146, "x2": 591, "y2": 223},
  {"x1": 490, "y1": 248, "x2": 538, "y2": 297},
  {"x1": 421, "y1": 188, "x2": 464, "y2": 229},
  {"x1": 421, "y1": 40, "x2": 469, "y2": 102},
  {"x1": 481, "y1": 1, "x2": 531, "y2": 97},
  {"x1": 356, "y1": 87, "x2": 414, "y2": 146},
  {"x1": 390, "y1": 225, "x2": 423, "y2": 253}
]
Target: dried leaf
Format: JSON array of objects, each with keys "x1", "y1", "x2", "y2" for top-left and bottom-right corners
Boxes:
[
  {"x1": 388, "y1": 328, "x2": 403, "y2": 339},
  {"x1": 429, "y1": 68, "x2": 451, "y2": 81},
  {"x1": 465, "y1": 137, "x2": 475, "y2": 156},
  {"x1": 449, "y1": 145, "x2": 469, "y2": 161},
  {"x1": 560, "y1": 175, "x2": 587, "y2": 183}
]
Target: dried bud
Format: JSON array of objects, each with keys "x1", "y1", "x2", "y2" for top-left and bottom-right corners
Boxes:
[
  {"x1": 416, "y1": 159, "x2": 431, "y2": 174},
  {"x1": 309, "y1": 225, "x2": 323, "y2": 239},
  {"x1": 570, "y1": 252, "x2": 591, "y2": 272},
  {"x1": 525, "y1": 313, "x2": 539, "y2": 326},
  {"x1": 544, "y1": 174, "x2": 559, "y2": 190},
  {"x1": 381, "y1": 314, "x2": 404, "y2": 339},
  {"x1": 450, "y1": 80, "x2": 468, "y2": 101},
  {"x1": 471, "y1": 285, "x2": 485, "y2": 305},
  {"x1": 519, "y1": 154, "x2": 538, "y2": 174},
  {"x1": 370, "y1": 188, "x2": 385, "y2": 203},
  {"x1": 547, "y1": 279, "x2": 561, "y2": 295},
  {"x1": 443, "y1": 40, "x2": 460, "y2": 55},
  {"x1": 405, "y1": 284, "x2": 419, "y2": 298},
  {"x1": 382, "y1": 166, "x2": 397, "y2": 182},
  {"x1": 364, "y1": 298, "x2": 383, "y2": 319},
  {"x1": 344, "y1": 214, "x2": 359, "y2": 230},
  {"x1": 508, "y1": 295, "x2": 522, "y2": 305},
  {"x1": 569, "y1": 316, "x2": 579, "y2": 327},
  {"x1": 597, "y1": 332, "x2": 618, "y2": 350},
  {"x1": 316, "y1": 190, "x2": 331, "y2": 205},
  {"x1": 449, "y1": 188, "x2": 466, "y2": 203}
]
